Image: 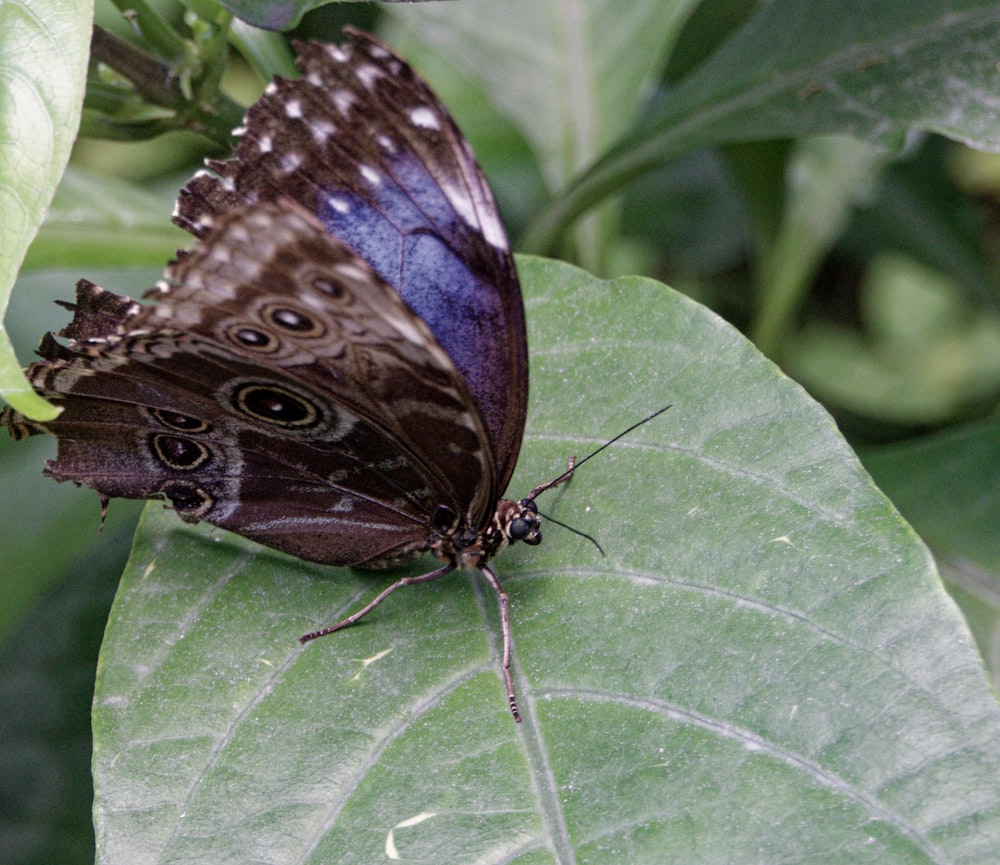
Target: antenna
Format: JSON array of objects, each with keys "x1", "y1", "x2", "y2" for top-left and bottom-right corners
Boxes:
[
  {"x1": 524, "y1": 404, "x2": 672, "y2": 552},
  {"x1": 525, "y1": 404, "x2": 672, "y2": 502}
]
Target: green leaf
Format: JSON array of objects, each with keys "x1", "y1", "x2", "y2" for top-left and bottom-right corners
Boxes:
[
  {"x1": 751, "y1": 136, "x2": 883, "y2": 357},
  {"x1": 860, "y1": 418, "x2": 1000, "y2": 694},
  {"x1": 785, "y1": 253, "x2": 1000, "y2": 424},
  {"x1": 22, "y1": 167, "x2": 187, "y2": 272},
  {"x1": 0, "y1": 511, "x2": 134, "y2": 865},
  {"x1": 0, "y1": 0, "x2": 92, "y2": 418},
  {"x1": 849, "y1": 140, "x2": 1000, "y2": 314},
  {"x1": 862, "y1": 418, "x2": 1000, "y2": 571},
  {"x1": 203, "y1": 0, "x2": 395, "y2": 33},
  {"x1": 524, "y1": 0, "x2": 1000, "y2": 252},
  {"x1": 93, "y1": 258, "x2": 1000, "y2": 863}
]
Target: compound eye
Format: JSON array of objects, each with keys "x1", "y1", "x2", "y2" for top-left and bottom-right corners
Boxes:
[
  {"x1": 509, "y1": 517, "x2": 532, "y2": 540},
  {"x1": 509, "y1": 515, "x2": 542, "y2": 545}
]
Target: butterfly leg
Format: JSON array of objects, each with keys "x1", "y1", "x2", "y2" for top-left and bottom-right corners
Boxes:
[
  {"x1": 479, "y1": 563, "x2": 522, "y2": 723},
  {"x1": 299, "y1": 563, "x2": 456, "y2": 643}
]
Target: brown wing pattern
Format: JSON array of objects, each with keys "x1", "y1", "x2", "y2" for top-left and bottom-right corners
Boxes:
[{"x1": 5, "y1": 204, "x2": 496, "y2": 566}]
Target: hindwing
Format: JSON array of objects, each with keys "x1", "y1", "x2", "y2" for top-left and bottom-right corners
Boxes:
[{"x1": 10, "y1": 204, "x2": 497, "y2": 566}]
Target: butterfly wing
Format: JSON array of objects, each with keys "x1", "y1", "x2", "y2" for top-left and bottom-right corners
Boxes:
[
  {"x1": 6, "y1": 204, "x2": 497, "y2": 566},
  {"x1": 175, "y1": 32, "x2": 527, "y2": 496}
]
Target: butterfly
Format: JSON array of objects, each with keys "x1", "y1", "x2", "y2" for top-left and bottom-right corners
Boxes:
[{"x1": 2, "y1": 30, "x2": 568, "y2": 721}]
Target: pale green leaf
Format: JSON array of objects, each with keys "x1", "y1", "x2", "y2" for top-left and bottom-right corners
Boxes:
[
  {"x1": 0, "y1": 0, "x2": 92, "y2": 417},
  {"x1": 385, "y1": 0, "x2": 697, "y2": 270}
]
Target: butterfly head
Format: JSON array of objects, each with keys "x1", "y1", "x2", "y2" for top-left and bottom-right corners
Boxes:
[
  {"x1": 495, "y1": 497, "x2": 543, "y2": 550},
  {"x1": 426, "y1": 497, "x2": 542, "y2": 571},
  {"x1": 507, "y1": 498, "x2": 543, "y2": 546},
  {"x1": 473, "y1": 497, "x2": 543, "y2": 564}
]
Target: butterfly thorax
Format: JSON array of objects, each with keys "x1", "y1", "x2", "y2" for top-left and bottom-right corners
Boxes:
[{"x1": 427, "y1": 497, "x2": 542, "y2": 571}]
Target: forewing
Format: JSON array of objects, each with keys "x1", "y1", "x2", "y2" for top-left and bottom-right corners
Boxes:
[{"x1": 175, "y1": 32, "x2": 527, "y2": 493}]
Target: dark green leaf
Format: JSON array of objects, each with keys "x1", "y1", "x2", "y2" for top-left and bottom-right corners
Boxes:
[
  {"x1": 862, "y1": 418, "x2": 1000, "y2": 570},
  {"x1": 209, "y1": 0, "x2": 418, "y2": 33},
  {"x1": 93, "y1": 258, "x2": 1000, "y2": 863},
  {"x1": 524, "y1": 0, "x2": 1000, "y2": 253}
]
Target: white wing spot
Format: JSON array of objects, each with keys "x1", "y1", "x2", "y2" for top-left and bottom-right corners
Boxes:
[
  {"x1": 355, "y1": 63, "x2": 383, "y2": 91},
  {"x1": 423, "y1": 163, "x2": 509, "y2": 249},
  {"x1": 446, "y1": 187, "x2": 476, "y2": 227},
  {"x1": 477, "y1": 211, "x2": 509, "y2": 250},
  {"x1": 360, "y1": 165, "x2": 381, "y2": 186},
  {"x1": 327, "y1": 195, "x2": 351, "y2": 214},
  {"x1": 207, "y1": 244, "x2": 234, "y2": 264},
  {"x1": 264, "y1": 82, "x2": 278, "y2": 96},
  {"x1": 333, "y1": 262, "x2": 368, "y2": 282},
  {"x1": 308, "y1": 118, "x2": 336, "y2": 142},
  {"x1": 377, "y1": 133, "x2": 396, "y2": 153},
  {"x1": 258, "y1": 135, "x2": 273, "y2": 154},
  {"x1": 279, "y1": 152, "x2": 302, "y2": 172},
  {"x1": 285, "y1": 99, "x2": 303, "y2": 119},
  {"x1": 306, "y1": 71, "x2": 323, "y2": 87},
  {"x1": 384, "y1": 308, "x2": 428, "y2": 347},
  {"x1": 333, "y1": 88, "x2": 356, "y2": 116},
  {"x1": 409, "y1": 106, "x2": 440, "y2": 131}
]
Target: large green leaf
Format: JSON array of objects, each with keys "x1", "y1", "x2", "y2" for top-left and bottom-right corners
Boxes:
[{"x1": 92, "y1": 258, "x2": 1000, "y2": 863}]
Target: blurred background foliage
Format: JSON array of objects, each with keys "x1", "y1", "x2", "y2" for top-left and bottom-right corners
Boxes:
[{"x1": 3, "y1": 0, "x2": 1000, "y2": 861}]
